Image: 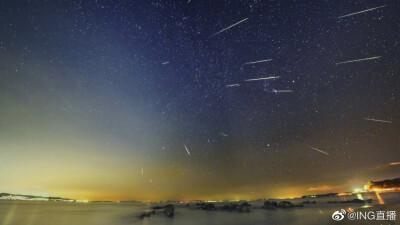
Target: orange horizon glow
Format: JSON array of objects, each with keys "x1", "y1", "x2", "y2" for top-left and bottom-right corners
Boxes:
[{"x1": 3, "y1": 184, "x2": 400, "y2": 202}]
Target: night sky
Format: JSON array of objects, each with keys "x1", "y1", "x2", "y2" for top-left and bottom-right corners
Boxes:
[{"x1": 0, "y1": 0, "x2": 399, "y2": 201}]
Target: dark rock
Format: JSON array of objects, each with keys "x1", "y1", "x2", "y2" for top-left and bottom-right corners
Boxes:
[
  {"x1": 138, "y1": 213, "x2": 151, "y2": 219},
  {"x1": 163, "y1": 209, "x2": 174, "y2": 217},
  {"x1": 163, "y1": 204, "x2": 174, "y2": 217},
  {"x1": 277, "y1": 201, "x2": 295, "y2": 208},
  {"x1": 220, "y1": 204, "x2": 237, "y2": 211},
  {"x1": 264, "y1": 201, "x2": 278, "y2": 207},
  {"x1": 220, "y1": 204, "x2": 229, "y2": 210},
  {"x1": 263, "y1": 201, "x2": 277, "y2": 210},
  {"x1": 263, "y1": 205, "x2": 276, "y2": 210},
  {"x1": 151, "y1": 204, "x2": 174, "y2": 217},
  {"x1": 198, "y1": 203, "x2": 216, "y2": 211},
  {"x1": 152, "y1": 204, "x2": 174, "y2": 210},
  {"x1": 219, "y1": 203, "x2": 250, "y2": 213},
  {"x1": 220, "y1": 203, "x2": 244, "y2": 211},
  {"x1": 240, "y1": 202, "x2": 251, "y2": 207}
]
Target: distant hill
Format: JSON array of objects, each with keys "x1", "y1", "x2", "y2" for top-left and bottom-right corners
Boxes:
[
  {"x1": 301, "y1": 193, "x2": 338, "y2": 198},
  {"x1": 365, "y1": 177, "x2": 400, "y2": 190},
  {"x1": 0, "y1": 193, "x2": 74, "y2": 201}
]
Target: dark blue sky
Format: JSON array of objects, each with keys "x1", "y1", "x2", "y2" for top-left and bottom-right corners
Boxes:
[{"x1": 0, "y1": 0, "x2": 399, "y2": 200}]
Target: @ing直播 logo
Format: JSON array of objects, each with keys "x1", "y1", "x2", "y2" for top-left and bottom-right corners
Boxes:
[{"x1": 332, "y1": 209, "x2": 347, "y2": 221}]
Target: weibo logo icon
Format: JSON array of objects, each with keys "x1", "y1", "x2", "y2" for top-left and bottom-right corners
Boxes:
[{"x1": 332, "y1": 209, "x2": 346, "y2": 221}]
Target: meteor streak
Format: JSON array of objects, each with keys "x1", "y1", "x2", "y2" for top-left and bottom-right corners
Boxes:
[
  {"x1": 245, "y1": 76, "x2": 280, "y2": 82},
  {"x1": 184, "y1": 145, "x2": 191, "y2": 156},
  {"x1": 337, "y1": 5, "x2": 386, "y2": 19},
  {"x1": 226, "y1": 84, "x2": 240, "y2": 87},
  {"x1": 336, "y1": 56, "x2": 381, "y2": 65},
  {"x1": 271, "y1": 90, "x2": 293, "y2": 93},
  {"x1": 141, "y1": 168, "x2": 144, "y2": 175},
  {"x1": 162, "y1": 61, "x2": 170, "y2": 65},
  {"x1": 244, "y1": 59, "x2": 273, "y2": 65},
  {"x1": 220, "y1": 132, "x2": 228, "y2": 137},
  {"x1": 311, "y1": 147, "x2": 329, "y2": 155},
  {"x1": 210, "y1": 18, "x2": 248, "y2": 37},
  {"x1": 363, "y1": 118, "x2": 392, "y2": 123}
]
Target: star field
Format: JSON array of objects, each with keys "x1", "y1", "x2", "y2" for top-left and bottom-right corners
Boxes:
[{"x1": 0, "y1": 0, "x2": 399, "y2": 201}]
